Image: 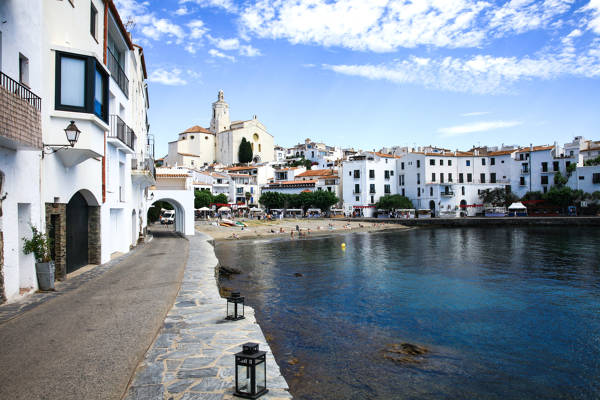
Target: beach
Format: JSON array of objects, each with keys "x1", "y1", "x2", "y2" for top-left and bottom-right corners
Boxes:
[{"x1": 195, "y1": 218, "x2": 408, "y2": 240}]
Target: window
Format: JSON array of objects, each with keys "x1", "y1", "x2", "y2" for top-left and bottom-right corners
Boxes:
[
  {"x1": 370, "y1": 184, "x2": 375, "y2": 194},
  {"x1": 553, "y1": 161, "x2": 559, "y2": 172},
  {"x1": 355, "y1": 196, "x2": 359, "y2": 201},
  {"x1": 384, "y1": 184, "x2": 391, "y2": 194},
  {"x1": 19, "y1": 53, "x2": 29, "y2": 87},
  {"x1": 401, "y1": 188, "x2": 405, "y2": 196},
  {"x1": 542, "y1": 162, "x2": 548, "y2": 172},
  {"x1": 430, "y1": 159, "x2": 435, "y2": 166},
  {"x1": 520, "y1": 176, "x2": 526, "y2": 186},
  {"x1": 349, "y1": 171, "x2": 352, "y2": 176},
  {"x1": 369, "y1": 170, "x2": 375, "y2": 179},
  {"x1": 490, "y1": 158, "x2": 495, "y2": 165},
  {"x1": 448, "y1": 173, "x2": 453, "y2": 182},
  {"x1": 354, "y1": 170, "x2": 360, "y2": 178},
  {"x1": 459, "y1": 173, "x2": 464, "y2": 183},
  {"x1": 467, "y1": 173, "x2": 472, "y2": 183},
  {"x1": 55, "y1": 51, "x2": 109, "y2": 122},
  {"x1": 401, "y1": 162, "x2": 405, "y2": 170},
  {"x1": 579, "y1": 176, "x2": 584, "y2": 180},
  {"x1": 417, "y1": 187, "x2": 420, "y2": 197},
  {"x1": 440, "y1": 159, "x2": 444, "y2": 166},
  {"x1": 541, "y1": 175, "x2": 549, "y2": 185},
  {"x1": 490, "y1": 173, "x2": 496, "y2": 183},
  {"x1": 482, "y1": 158, "x2": 486, "y2": 166},
  {"x1": 593, "y1": 173, "x2": 600, "y2": 184},
  {"x1": 417, "y1": 173, "x2": 421, "y2": 185},
  {"x1": 399, "y1": 175, "x2": 404, "y2": 186},
  {"x1": 461, "y1": 186, "x2": 465, "y2": 195},
  {"x1": 448, "y1": 160, "x2": 452, "y2": 166},
  {"x1": 566, "y1": 161, "x2": 571, "y2": 169},
  {"x1": 384, "y1": 170, "x2": 390, "y2": 180},
  {"x1": 90, "y1": 2, "x2": 98, "y2": 40},
  {"x1": 440, "y1": 173, "x2": 444, "y2": 183},
  {"x1": 522, "y1": 163, "x2": 529, "y2": 173},
  {"x1": 417, "y1": 160, "x2": 420, "y2": 168},
  {"x1": 354, "y1": 184, "x2": 360, "y2": 193},
  {"x1": 466, "y1": 160, "x2": 471, "y2": 166},
  {"x1": 519, "y1": 153, "x2": 524, "y2": 160},
  {"x1": 371, "y1": 196, "x2": 375, "y2": 204},
  {"x1": 480, "y1": 173, "x2": 485, "y2": 183},
  {"x1": 259, "y1": 144, "x2": 261, "y2": 152},
  {"x1": 431, "y1": 173, "x2": 436, "y2": 182},
  {"x1": 430, "y1": 187, "x2": 433, "y2": 196},
  {"x1": 390, "y1": 170, "x2": 394, "y2": 176}
]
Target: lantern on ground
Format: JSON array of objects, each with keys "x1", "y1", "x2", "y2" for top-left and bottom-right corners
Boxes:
[
  {"x1": 234, "y1": 342, "x2": 268, "y2": 399},
  {"x1": 226, "y1": 291, "x2": 245, "y2": 320}
]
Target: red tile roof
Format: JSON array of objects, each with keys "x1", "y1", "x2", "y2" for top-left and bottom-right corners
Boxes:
[
  {"x1": 183, "y1": 125, "x2": 212, "y2": 134},
  {"x1": 296, "y1": 169, "x2": 337, "y2": 177}
]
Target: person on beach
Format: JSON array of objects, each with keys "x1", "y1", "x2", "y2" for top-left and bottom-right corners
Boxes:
[{"x1": 291, "y1": 231, "x2": 295, "y2": 239}]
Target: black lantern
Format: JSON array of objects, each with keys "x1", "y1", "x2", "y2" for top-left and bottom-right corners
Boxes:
[
  {"x1": 226, "y1": 291, "x2": 245, "y2": 320},
  {"x1": 64, "y1": 120, "x2": 81, "y2": 147},
  {"x1": 234, "y1": 342, "x2": 268, "y2": 399}
]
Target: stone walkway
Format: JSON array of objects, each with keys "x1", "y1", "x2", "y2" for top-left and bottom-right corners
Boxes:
[{"x1": 124, "y1": 233, "x2": 292, "y2": 400}]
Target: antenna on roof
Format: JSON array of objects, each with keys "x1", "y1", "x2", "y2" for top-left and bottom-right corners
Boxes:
[{"x1": 125, "y1": 18, "x2": 136, "y2": 31}]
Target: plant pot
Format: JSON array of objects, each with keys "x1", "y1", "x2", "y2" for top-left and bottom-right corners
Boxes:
[{"x1": 35, "y1": 261, "x2": 55, "y2": 291}]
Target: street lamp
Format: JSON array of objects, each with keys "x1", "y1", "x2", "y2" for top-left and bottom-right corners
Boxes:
[
  {"x1": 226, "y1": 291, "x2": 245, "y2": 321},
  {"x1": 43, "y1": 120, "x2": 82, "y2": 156},
  {"x1": 234, "y1": 343, "x2": 268, "y2": 399}
]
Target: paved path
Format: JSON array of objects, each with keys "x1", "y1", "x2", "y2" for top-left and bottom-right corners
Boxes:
[
  {"x1": 125, "y1": 232, "x2": 292, "y2": 400},
  {"x1": 0, "y1": 229, "x2": 189, "y2": 400}
]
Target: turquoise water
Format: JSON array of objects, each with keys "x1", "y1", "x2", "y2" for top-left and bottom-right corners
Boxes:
[{"x1": 215, "y1": 227, "x2": 600, "y2": 399}]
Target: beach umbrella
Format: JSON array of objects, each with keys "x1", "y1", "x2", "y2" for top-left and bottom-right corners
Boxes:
[
  {"x1": 218, "y1": 206, "x2": 231, "y2": 212},
  {"x1": 197, "y1": 207, "x2": 210, "y2": 211}
]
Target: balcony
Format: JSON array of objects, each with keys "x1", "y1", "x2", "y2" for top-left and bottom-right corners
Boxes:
[
  {"x1": 108, "y1": 115, "x2": 136, "y2": 154},
  {"x1": 0, "y1": 71, "x2": 42, "y2": 150},
  {"x1": 353, "y1": 190, "x2": 361, "y2": 194},
  {"x1": 131, "y1": 157, "x2": 156, "y2": 186},
  {"x1": 107, "y1": 48, "x2": 129, "y2": 98},
  {"x1": 441, "y1": 190, "x2": 454, "y2": 197}
]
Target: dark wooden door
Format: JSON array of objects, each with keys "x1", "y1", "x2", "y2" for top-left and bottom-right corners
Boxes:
[{"x1": 66, "y1": 192, "x2": 88, "y2": 273}]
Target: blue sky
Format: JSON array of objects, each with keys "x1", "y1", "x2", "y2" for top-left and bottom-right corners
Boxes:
[{"x1": 114, "y1": 0, "x2": 600, "y2": 157}]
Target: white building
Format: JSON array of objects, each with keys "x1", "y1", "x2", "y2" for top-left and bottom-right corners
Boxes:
[{"x1": 166, "y1": 91, "x2": 275, "y2": 167}]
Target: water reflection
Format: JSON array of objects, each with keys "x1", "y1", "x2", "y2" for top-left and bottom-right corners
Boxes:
[{"x1": 216, "y1": 227, "x2": 600, "y2": 400}]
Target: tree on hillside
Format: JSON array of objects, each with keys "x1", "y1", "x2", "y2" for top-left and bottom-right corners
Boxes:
[
  {"x1": 479, "y1": 188, "x2": 518, "y2": 207},
  {"x1": 194, "y1": 190, "x2": 213, "y2": 209},
  {"x1": 238, "y1": 138, "x2": 253, "y2": 164},
  {"x1": 375, "y1": 194, "x2": 413, "y2": 210},
  {"x1": 213, "y1": 193, "x2": 228, "y2": 204}
]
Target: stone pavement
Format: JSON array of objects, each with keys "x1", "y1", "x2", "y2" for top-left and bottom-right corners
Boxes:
[{"x1": 124, "y1": 232, "x2": 292, "y2": 400}]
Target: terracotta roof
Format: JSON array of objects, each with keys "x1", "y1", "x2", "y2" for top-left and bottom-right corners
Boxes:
[
  {"x1": 178, "y1": 152, "x2": 200, "y2": 157},
  {"x1": 296, "y1": 169, "x2": 337, "y2": 177},
  {"x1": 275, "y1": 167, "x2": 299, "y2": 171},
  {"x1": 301, "y1": 189, "x2": 312, "y2": 193},
  {"x1": 183, "y1": 125, "x2": 213, "y2": 134},
  {"x1": 581, "y1": 147, "x2": 600, "y2": 152},
  {"x1": 266, "y1": 180, "x2": 317, "y2": 186},
  {"x1": 229, "y1": 173, "x2": 254, "y2": 177},
  {"x1": 156, "y1": 174, "x2": 189, "y2": 178},
  {"x1": 488, "y1": 149, "x2": 517, "y2": 156},
  {"x1": 516, "y1": 145, "x2": 553, "y2": 153},
  {"x1": 373, "y1": 152, "x2": 401, "y2": 159},
  {"x1": 225, "y1": 166, "x2": 257, "y2": 171}
]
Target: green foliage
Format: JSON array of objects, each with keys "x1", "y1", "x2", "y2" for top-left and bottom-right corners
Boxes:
[
  {"x1": 289, "y1": 157, "x2": 313, "y2": 170},
  {"x1": 566, "y1": 163, "x2": 577, "y2": 174},
  {"x1": 521, "y1": 191, "x2": 544, "y2": 201},
  {"x1": 195, "y1": 190, "x2": 213, "y2": 209},
  {"x1": 259, "y1": 190, "x2": 339, "y2": 212},
  {"x1": 213, "y1": 193, "x2": 229, "y2": 204},
  {"x1": 375, "y1": 194, "x2": 414, "y2": 210},
  {"x1": 479, "y1": 188, "x2": 519, "y2": 207},
  {"x1": 22, "y1": 225, "x2": 52, "y2": 263},
  {"x1": 553, "y1": 171, "x2": 568, "y2": 187},
  {"x1": 584, "y1": 155, "x2": 600, "y2": 166},
  {"x1": 238, "y1": 138, "x2": 253, "y2": 164},
  {"x1": 543, "y1": 186, "x2": 575, "y2": 209},
  {"x1": 245, "y1": 192, "x2": 252, "y2": 203}
]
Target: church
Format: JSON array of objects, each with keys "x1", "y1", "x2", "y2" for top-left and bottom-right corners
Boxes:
[{"x1": 166, "y1": 91, "x2": 275, "y2": 168}]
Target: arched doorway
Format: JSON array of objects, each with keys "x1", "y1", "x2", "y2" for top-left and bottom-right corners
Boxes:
[
  {"x1": 429, "y1": 200, "x2": 436, "y2": 216},
  {"x1": 460, "y1": 199, "x2": 467, "y2": 217},
  {"x1": 66, "y1": 192, "x2": 89, "y2": 273},
  {"x1": 148, "y1": 198, "x2": 186, "y2": 235}
]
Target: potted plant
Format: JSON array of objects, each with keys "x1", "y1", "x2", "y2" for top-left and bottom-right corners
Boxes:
[{"x1": 22, "y1": 225, "x2": 55, "y2": 291}]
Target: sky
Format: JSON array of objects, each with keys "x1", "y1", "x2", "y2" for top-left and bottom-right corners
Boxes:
[{"x1": 113, "y1": 0, "x2": 600, "y2": 158}]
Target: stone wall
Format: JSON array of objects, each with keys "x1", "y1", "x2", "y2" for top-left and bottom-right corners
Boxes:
[
  {"x1": 344, "y1": 216, "x2": 600, "y2": 227},
  {"x1": 45, "y1": 203, "x2": 67, "y2": 280},
  {"x1": 0, "y1": 86, "x2": 42, "y2": 149},
  {"x1": 88, "y1": 206, "x2": 101, "y2": 264}
]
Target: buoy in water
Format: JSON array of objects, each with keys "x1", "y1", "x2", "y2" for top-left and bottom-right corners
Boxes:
[{"x1": 341, "y1": 243, "x2": 346, "y2": 249}]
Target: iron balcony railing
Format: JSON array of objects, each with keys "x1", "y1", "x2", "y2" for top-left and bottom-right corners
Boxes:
[
  {"x1": 132, "y1": 157, "x2": 156, "y2": 180},
  {"x1": 0, "y1": 70, "x2": 41, "y2": 110},
  {"x1": 441, "y1": 190, "x2": 454, "y2": 196},
  {"x1": 109, "y1": 114, "x2": 136, "y2": 151},
  {"x1": 107, "y1": 48, "x2": 129, "y2": 98}
]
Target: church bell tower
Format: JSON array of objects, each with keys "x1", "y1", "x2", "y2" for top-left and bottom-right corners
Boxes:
[{"x1": 210, "y1": 90, "x2": 230, "y2": 133}]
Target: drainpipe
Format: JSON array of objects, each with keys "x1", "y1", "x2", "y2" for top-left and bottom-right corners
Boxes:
[{"x1": 102, "y1": 1, "x2": 108, "y2": 203}]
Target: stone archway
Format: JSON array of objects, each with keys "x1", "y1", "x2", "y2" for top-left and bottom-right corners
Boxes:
[
  {"x1": 147, "y1": 189, "x2": 195, "y2": 236},
  {"x1": 429, "y1": 200, "x2": 436, "y2": 215}
]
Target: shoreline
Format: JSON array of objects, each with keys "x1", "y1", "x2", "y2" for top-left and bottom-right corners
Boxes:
[{"x1": 195, "y1": 218, "x2": 409, "y2": 242}]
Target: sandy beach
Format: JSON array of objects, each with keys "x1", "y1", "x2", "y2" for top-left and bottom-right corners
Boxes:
[{"x1": 195, "y1": 218, "x2": 408, "y2": 240}]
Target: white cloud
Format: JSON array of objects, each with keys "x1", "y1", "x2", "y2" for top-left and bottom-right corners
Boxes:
[
  {"x1": 438, "y1": 121, "x2": 523, "y2": 136},
  {"x1": 209, "y1": 49, "x2": 236, "y2": 61},
  {"x1": 581, "y1": 0, "x2": 600, "y2": 34},
  {"x1": 462, "y1": 112, "x2": 490, "y2": 117},
  {"x1": 239, "y1": 44, "x2": 262, "y2": 57},
  {"x1": 140, "y1": 17, "x2": 186, "y2": 43},
  {"x1": 180, "y1": 0, "x2": 238, "y2": 13},
  {"x1": 210, "y1": 36, "x2": 241, "y2": 50},
  {"x1": 175, "y1": 7, "x2": 189, "y2": 16},
  {"x1": 149, "y1": 68, "x2": 187, "y2": 85},
  {"x1": 188, "y1": 19, "x2": 208, "y2": 40},
  {"x1": 323, "y1": 43, "x2": 600, "y2": 94},
  {"x1": 487, "y1": 0, "x2": 575, "y2": 37}
]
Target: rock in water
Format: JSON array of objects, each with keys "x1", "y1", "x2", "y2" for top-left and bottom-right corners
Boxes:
[
  {"x1": 294, "y1": 273, "x2": 303, "y2": 277},
  {"x1": 220, "y1": 265, "x2": 242, "y2": 275},
  {"x1": 382, "y1": 343, "x2": 429, "y2": 364}
]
